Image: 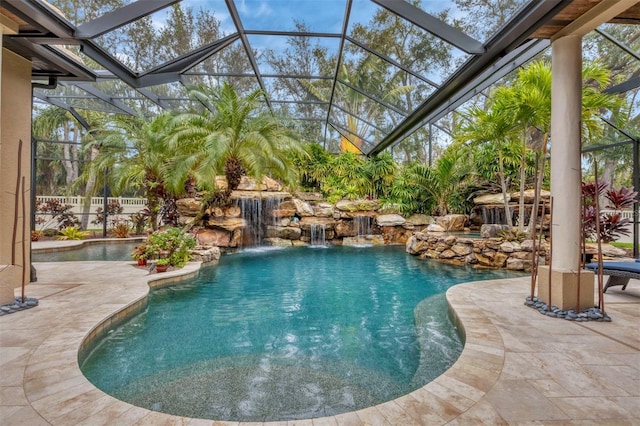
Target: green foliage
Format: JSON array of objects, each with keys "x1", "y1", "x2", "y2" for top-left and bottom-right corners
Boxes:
[
  {"x1": 34, "y1": 199, "x2": 80, "y2": 231},
  {"x1": 145, "y1": 227, "x2": 196, "y2": 268},
  {"x1": 57, "y1": 226, "x2": 89, "y2": 240},
  {"x1": 167, "y1": 82, "x2": 304, "y2": 198},
  {"x1": 110, "y1": 222, "x2": 131, "y2": 238}
]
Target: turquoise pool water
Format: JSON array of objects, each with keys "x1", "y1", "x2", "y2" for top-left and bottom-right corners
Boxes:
[
  {"x1": 80, "y1": 246, "x2": 519, "y2": 421},
  {"x1": 32, "y1": 241, "x2": 140, "y2": 262}
]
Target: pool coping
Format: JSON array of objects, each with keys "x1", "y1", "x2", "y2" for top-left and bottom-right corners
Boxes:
[
  {"x1": 32, "y1": 237, "x2": 146, "y2": 254},
  {"x1": 1, "y1": 258, "x2": 638, "y2": 424}
]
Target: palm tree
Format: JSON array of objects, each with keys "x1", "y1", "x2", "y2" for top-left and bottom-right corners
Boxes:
[
  {"x1": 90, "y1": 113, "x2": 175, "y2": 230},
  {"x1": 456, "y1": 107, "x2": 518, "y2": 227},
  {"x1": 167, "y1": 82, "x2": 303, "y2": 201}
]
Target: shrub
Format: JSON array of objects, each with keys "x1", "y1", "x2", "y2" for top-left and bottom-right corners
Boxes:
[
  {"x1": 57, "y1": 226, "x2": 89, "y2": 240},
  {"x1": 111, "y1": 222, "x2": 131, "y2": 238},
  {"x1": 35, "y1": 199, "x2": 79, "y2": 230},
  {"x1": 582, "y1": 181, "x2": 637, "y2": 243},
  {"x1": 145, "y1": 227, "x2": 196, "y2": 268}
]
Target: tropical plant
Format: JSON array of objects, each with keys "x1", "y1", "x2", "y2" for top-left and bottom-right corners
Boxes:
[
  {"x1": 34, "y1": 199, "x2": 80, "y2": 231},
  {"x1": 385, "y1": 161, "x2": 434, "y2": 215},
  {"x1": 145, "y1": 227, "x2": 196, "y2": 268},
  {"x1": 57, "y1": 226, "x2": 89, "y2": 240},
  {"x1": 582, "y1": 181, "x2": 637, "y2": 243},
  {"x1": 110, "y1": 222, "x2": 131, "y2": 238},
  {"x1": 167, "y1": 83, "x2": 304, "y2": 204},
  {"x1": 90, "y1": 113, "x2": 176, "y2": 230}
]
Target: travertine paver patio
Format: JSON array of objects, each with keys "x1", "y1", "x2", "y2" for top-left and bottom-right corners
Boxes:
[{"x1": 1, "y1": 253, "x2": 638, "y2": 425}]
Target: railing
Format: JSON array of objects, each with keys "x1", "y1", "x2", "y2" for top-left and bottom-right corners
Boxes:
[
  {"x1": 600, "y1": 209, "x2": 635, "y2": 220},
  {"x1": 36, "y1": 195, "x2": 147, "y2": 208},
  {"x1": 34, "y1": 196, "x2": 148, "y2": 229}
]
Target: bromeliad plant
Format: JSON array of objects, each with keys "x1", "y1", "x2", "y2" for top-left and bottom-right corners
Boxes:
[
  {"x1": 582, "y1": 181, "x2": 637, "y2": 243},
  {"x1": 144, "y1": 227, "x2": 196, "y2": 268}
]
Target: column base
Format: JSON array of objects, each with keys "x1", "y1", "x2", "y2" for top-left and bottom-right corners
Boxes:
[{"x1": 537, "y1": 266, "x2": 594, "y2": 311}]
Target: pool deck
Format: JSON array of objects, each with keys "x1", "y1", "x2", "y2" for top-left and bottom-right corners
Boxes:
[{"x1": 1, "y1": 256, "x2": 638, "y2": 425}]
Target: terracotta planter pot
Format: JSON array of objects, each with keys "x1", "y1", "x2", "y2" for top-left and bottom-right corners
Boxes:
[
  {"x1": 156, "y1": 264, "x2": 169, "y2": 273},
  {"x1": 137, "y1": 259, "x2": 147, "y2": 266}
]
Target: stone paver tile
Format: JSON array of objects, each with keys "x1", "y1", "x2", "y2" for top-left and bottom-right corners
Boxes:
[
  {"x1": 211, "y1": 420, "x2": 239, "y2": 426},
  {"x1": 409, "y1": 387, "x2": 462, "y2": 421},
  {"x1": 182, "y1": 418, "x2": 215, "y2": 425},
  {"x1": 528, "y1": 352, "x2": 631, "y2": 397},
  {"x1": 0, "y1": 347, "x2": 32, "y2": 387},
  {"x1": 392, "y1": 393, "x2": 448, "y2": 425},
  {"x1": 526, "y1": 379, "x2": 573, "y2": 398},
  {"x1": 484, "y1": 380, "x2": 569, "y2": 421},
  {"x1": 445, "y1": 362, "x2": 498, "y2": 393},
  {"x1": 0, "y1": 404, "x2": 50, "y2": 426},
  {"x1": 500, "y1": 353, "x2": 551, "y2": 381},
  {"x1": 45, "y1": 391, "x2": 117, "y2": 424},
  {"x1": 606, "y1": 396, "x2": 640, "y2": 418},
  {"x1": 25, "y1": 374, "x2": 91, "y2": 404},
  {"x1": 332, "y1": 411, "x2": 363, "y2": 426},
  {"x1": 433, "y1": 375, "x2": 484, "y2": 402},
  {"x1": 608, "y1": 353, "x2": 640, "y2": 371},
  {"x1": 354, "y1": 406, "x2": 391, "y2": 426},
  {"x1": 373, "y1": 400, "x2": 419, "y2": 425},
  {"x1": 0, "y1": 386, "x2": 28, "y2": 406},
  {"x1": 76, "y1": 401, "x2": 149, "y2": 426},
  {"x1": 464, "y1": 342, "x2": 504, "y2": 357},
  {"x1": 311, "y1": 416, "x2": 338, "y2": 425},
  {"x1": 445, "y1": 399, "x2": 508, "y2": 425},
  {"x1": 421, "y1": 381, "x2": 475, "y2": 412},
  {"x1": 286, "y1": 419, "x2": 312, "y2": 426},
  {"x1": 581, "y1": 365, "x2": 640, "y2": 397},
  {"x1": 130, "y1": 409, "x2": 187, "y2": 425},
  {"x1": 551, "y1": 396, "x2": 634, "y2": 420}
]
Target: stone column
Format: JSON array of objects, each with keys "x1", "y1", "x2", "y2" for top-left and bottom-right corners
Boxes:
[{"x1": 538, "y1": 35, "x2": 593, "y2": 310}]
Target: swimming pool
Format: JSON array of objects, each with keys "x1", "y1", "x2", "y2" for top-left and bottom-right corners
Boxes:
[
  {"x1": 32, "y1": 241, "x2": 141, "y2": 262},
  {"x1": 80, "y1": 246, "x2": 519, "y2": 421}
]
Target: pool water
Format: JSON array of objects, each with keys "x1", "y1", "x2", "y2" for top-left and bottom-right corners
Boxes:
[
  {"x1": 32, "y1": 241, "x2": 140, "y2": 262},
  {"x1": 80, "y1": 246, "x2": 518, "y2": 421}
]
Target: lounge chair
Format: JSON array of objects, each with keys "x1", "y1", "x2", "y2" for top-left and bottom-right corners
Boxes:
[{"x1": 586, "y1": 260, "x2": 640, "y2": 293}]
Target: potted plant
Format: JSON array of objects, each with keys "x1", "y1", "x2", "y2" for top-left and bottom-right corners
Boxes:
[
  {"x1": 155, "y1": 257, "x2": 170, "y2": 273},
  {"x1": 131, "y1": 244, "x2": 150, "y2": 266}
]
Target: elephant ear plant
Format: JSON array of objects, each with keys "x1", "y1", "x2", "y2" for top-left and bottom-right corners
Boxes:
[{"x1": 582, "y1": 181, "x2": 637, "y2": 243}]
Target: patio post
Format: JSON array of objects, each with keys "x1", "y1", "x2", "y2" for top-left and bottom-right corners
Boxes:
[{"x1": 538, "y1": 34, "x2": 593, "y2": 310}]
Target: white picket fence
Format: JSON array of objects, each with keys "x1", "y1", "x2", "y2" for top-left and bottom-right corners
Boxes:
[{"x1": 35, "y1": 195, "x2": 148, "y2": 229}]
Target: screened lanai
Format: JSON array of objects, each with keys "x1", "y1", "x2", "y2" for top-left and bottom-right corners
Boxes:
[{"x1": 2, "y1": 0, "x2": 638, "y2": 156}]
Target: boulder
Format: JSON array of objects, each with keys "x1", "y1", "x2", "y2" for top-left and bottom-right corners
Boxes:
[
  {"x1": 510, "y1": 189, "x2": 551, "y2": 203},
  {"x1": 439, "y1": 249, "x2": 457, "y2": 259},
  {"x1": 380, "y1": 227, "x2": 412, "y2": 245},
  {"x1": 480, "y1": 224, "x2": 510, "y2": 238},
  {"x1": 263, "y1": 238, "x2": 293, "y2": 247},
  {"x1": 506, "y1": 257, "x2": 528, "y2": 271},
  {"x1": 236, "y1": 176, "x2": 266, "y2": 191},
  {"x1": 406, "y1": 214, "x2": 434, "y2": 226},
  {"x1": 299, "y1": 217, "x2": 336, "y2": 231},
  {"x1": 206, "y1": 217, "x2": 246, "y2": 232},
  {"x1": 176, "y1": 198, "x2": 202, "y2": 216},
  {"x1": 313, "y1": 202, "x2": 334, "y2": 217},
  {"x1": 335, "y1": 199, "x2": 380, "y2": 212},
  {"x1": 334, "y1": 220, "x2": 357, "y2": 237},
  {"x1": 436, "y1": 214, "x2": 467, "y2": 231},
  {"x1": 451, "y1": 243, "x2": 472, "y2": 256},
  {"x1": 271, "y1": 208, "x2": 297, "y2": 219},
  {"x1": 196, "y1": 229, "x2": 232, "y2": 247},
  {"x1": 190, "y1": 246, "x2": 221, "y2": 263},
  {"x1": 295, "y1": 192, "x2": 324, "y2": 201},
  {"x1": 343, "y1": 235, "x2": 385, "y2": 246},
  {"x1": 376, "y1": 214, "x2": 406, "y2": 227},
  {"x1": 266, "y1": 226, "x2": 301, "y2": 240},
  {"x1": 293, "y1": 199, "x2": 315, "y2": 217},
  {"x1": 426, "y1": 224, "x2": 446, "y2": 232},
  {"x1": 474, "y1": 193, "x2": 509, "y2": 205}
]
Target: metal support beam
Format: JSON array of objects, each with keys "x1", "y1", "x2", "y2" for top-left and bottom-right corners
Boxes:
[
  {"x1": 3, "y1": 0, "x2": 75, "y2": 38},
  {"x1": 371, "y1": 0, "x2": 484, "y2": 54},
  {"x1": 76, "y1": 0, "x2": 179, "y2": 38},
  {"x1": 369, "y1": 0, "x2": 572, "y2": 156},
  {"x1": 225, "y1": 0, "x2": 271, "y2": 109},
  {"x1": 596, "y1": 28, "x2": 640, "y2": 62},
  {"x1": 80, "y1": 41, "x2": 139, "y2": 88},
  {"x1": 75, "y1": 82, "x2": 137, "y2": 115}
]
